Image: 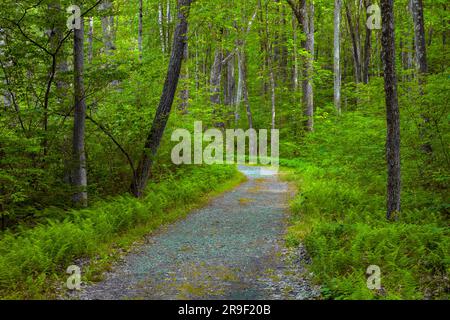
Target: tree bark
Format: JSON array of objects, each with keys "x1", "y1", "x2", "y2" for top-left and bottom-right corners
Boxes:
[
  {"x1": 287, "y1": 0, "x2": 314, "y2": 131},
  {"x1": 72, "y1": 17, "x2": 88, "y2": 207},
  {"x1": 302, "y1": 0, "x2": 314, "y2": 131},
  {"x1": 362, "y1": 0, "x2": 372, "y2": 84},
  {"x1": 333, "y1": 0, "x2": 341, "y2": 114},
  {"x1": 411, "y1": 0, "x2": 428, "y2": 75},
  {"x1": 130, "y1": 0, "x2": 191, "y2": 197},
  {"x1": 88, "y1": 17, "x2": 94, "y2": 63},
  {"x1": 138, "y1": 0, "x2": 143, "y2": 61},
  {"x1": 380, "y1": 0, "x2": 401, "y2": 220},
  {"x1": 345, "y1": 1, "x2": 362, "y2": 84}
]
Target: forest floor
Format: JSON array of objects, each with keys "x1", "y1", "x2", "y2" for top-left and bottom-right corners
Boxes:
[{"x1": 66, "y1": 165, "x2": 320, "y2": 300}]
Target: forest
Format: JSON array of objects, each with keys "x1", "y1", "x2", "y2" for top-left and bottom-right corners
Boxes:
[{"x1": 0, "y1": 0, "x2": 448, "y2": 300}]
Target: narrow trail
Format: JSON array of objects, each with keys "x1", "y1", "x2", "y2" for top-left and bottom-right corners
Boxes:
[{"x1": 70, "y1": 166, "x2": 319, "y2": 300}]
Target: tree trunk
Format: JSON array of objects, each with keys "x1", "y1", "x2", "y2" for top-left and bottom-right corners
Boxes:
[
  {"x1": 345, "y1": 2, "x2": 361, "y2": 84},
  {"x1": 238, "y1": 48, "x2": 253, "y2": 129},
  {"x1": 130, "y1": 0, "x2": 191, "y2": 197},
  {"x1": 100, "y1": 1, "x2": 115, "y2": 54},
  {"x1": 302, "y1": 0, "x2": 314, "y2": 131},
  {"x1": 411, "y1": 0, "x2": 432, "y2": 154},
  {"x1": 179, "y1": 27, "x2": 189, "y2": 113},
  {"x1": 411, "y1": 0, "x2": 428, "y2": 75},
  {"x1": 138, "y1": 0, "x2": 143, "y2": 61},
  {"x1": 362, "y1": 0, "x2": 372, "y2": 84},
  {"x1": 210, "y1": 47, "x2": 223, "y2": 105},
  {"x1": 333, "y1": 0, "x2": 341, "y2": 114},
  {"x1": 224, "y1": 50, "x2": 235, "y2": 106},
  {"x1": 380, "y1": 0, "x2": 401, "y2": 220},
  {"x1": 88, "y1": 17, "x2": 94, "y2": 63},
  {"x1": 288, "y1": 0, "x2": 315, "y2": 131},
  {"x1": 72, "y1": 17, "x2": 88, "y2": 207}
]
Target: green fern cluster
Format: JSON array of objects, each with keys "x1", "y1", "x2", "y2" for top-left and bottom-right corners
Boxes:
[{"x1": 0, "y1": 165, "x2": 238, "y2": 299}]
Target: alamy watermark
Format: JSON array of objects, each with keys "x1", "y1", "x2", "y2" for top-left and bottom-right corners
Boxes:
[
  {"x1": 66, "y1": 265, "x2": 81, "y2": 290},
  {"x1": 171, "y1": 122, "x2": 279, "y2": 173},
  {"x1": 366, "y1": 265, "x2": 381, "y2": 290}
]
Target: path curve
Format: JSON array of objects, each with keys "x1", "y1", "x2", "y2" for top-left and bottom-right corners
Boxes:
[{"x1": 70, "y1": 165, "x2": 319, "y2": 300}]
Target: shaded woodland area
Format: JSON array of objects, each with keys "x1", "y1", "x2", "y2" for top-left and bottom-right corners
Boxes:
[{"x1": 0, "y1": 0, "x2": 448, "y2": 299}]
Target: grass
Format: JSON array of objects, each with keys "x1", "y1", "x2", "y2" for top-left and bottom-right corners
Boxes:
[
  {"x1": 0, "y1": 164, "x2": 245, "y2": 299},
  {"x1": 282, "y1": 110, "x2": 449, "y2": 300}
]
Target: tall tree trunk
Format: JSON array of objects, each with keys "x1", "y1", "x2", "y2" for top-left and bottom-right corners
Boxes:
[
  {"x1": 345, "y1": 2, "x2": 362, "y2": 84},
  {"x1": 138, "y1": 0, "x2": 143, "y2": 61},
  {"x1": 130, "y1": 0, "x2": 191, "y2": 197},
  {"x1": 270, "y1": 60, "x2": 276, "y2": 129},
  {"x1": 380, "y1": 0, "x2": 401, "y2": 220},
  {"x1": 179, "y1": 27, "x2": 189, "y2": 113},
  {"x1": 88, "y1": 17, "x2": 94, "y2": 63},
  {"x1": 100, "y1": 1, "x2": 114, "y2": 54},
  {"x1": 158, "y1": 2, "x2": 166, "y2": 54},
  {"x1": 411, "y1": 0, "x2": 432, "y2": 154},
  {"x1": 238, "y1": 48, "x2": 253, "y2": 129},
  {"x1": 292, "y1": 13, "x2": 299, "y2": 91},
  {"x1": 72, "y1": 17, "x2": 88, "y2": 207},
  {"x1": 224, "y1": 51, "x2": 235, "y2": 106},
  {"x1": 210, "y1": 47, "x2": 223, "y2": 105},
  {"x1": 302, "y1": 0, "x2": 314, "y2": 131},
  {"x1": 411, "y1": 0, "x2": 428, "y2": 75},
  {"x1": 288, "y1": 0, "x2": 315, "y2": 131},
  {"x1": 333, "y1": 0, "x2": 341, "y2": 114},
  {"x1": 362, "y1": 0, "x2": 372, "y2": 84}
]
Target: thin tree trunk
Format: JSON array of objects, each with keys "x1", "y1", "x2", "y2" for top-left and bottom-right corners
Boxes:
[
  {"x1": 380, "y1": 0, "x2": 401, "y2": 220},
  {"x1": 411, "y1": 0, "x2": 428, "y2": 75},
  {"x1": 210, "y1": 47, "x2": 223, "y2": 105},
  {"x1": 333, "y1": 0, "x2": 341, "y2": 114},
  {"x1": 88, "y1": 17, "x2": 94, "y2": 63},
  {"x1": 179, "y1": 26, "x2": 189, "y2": 113},
  {"x1": 302, "y1": 0, "x2": 314, "y2": 131},
  {"x1": 411, "y1": 0, "x2": 432, "y2": 154},
  {"x1": 292, "y1": 13, "x2": 299, "y2": 91},
  {"x1": 158, "y1": 2, "x2": 166, "y2": 53},
  {"x1": 131, "y1": 0, "x2": 191, "y2": 197},
  {"x1": 345, "y1": 2, "x2": 361, "y2": 83},
  {"x1": 138, "y1": 0, "x2": 143, "y2": 61},
  {"x1": 72, "y1": 17, "x2": 88, "y2": 207},
  {"x1": 362, "y1": 0, "x2": 372, "y2": 84},
  {"x1": 238, "y1": 49, "x2": 253, "y2": 129},
  {"x1": 287, "y1": 0, "x2": 314, "y2": 131}
]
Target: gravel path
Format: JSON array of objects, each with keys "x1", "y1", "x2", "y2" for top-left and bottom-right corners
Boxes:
[{"x1": 69, "y1": 165, "x2": 319, "y2": 300}]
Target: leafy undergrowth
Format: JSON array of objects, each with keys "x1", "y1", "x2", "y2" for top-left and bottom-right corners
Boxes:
[
  {"x1": 0, "y1": 165, "x2": 244, "y2": 299},
  {"x1": 282, "y1": 110, "x2": 449, "y2": 300}
]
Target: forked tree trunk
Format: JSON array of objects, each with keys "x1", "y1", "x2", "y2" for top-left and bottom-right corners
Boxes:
[
  {"x1": 130, "y1": 0, "x2": 191, "y2": 197},
  {"x1": 288, "y1": 0, "x2": 315, "y2": 131},
  {"x1": 380, "y1": 0, "x2": 401, "y2": 220}
]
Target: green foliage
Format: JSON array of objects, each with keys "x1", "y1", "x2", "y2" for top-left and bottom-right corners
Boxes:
[
  {"x1": 0, "y1": 164, "x2": 239, "y2": 299},
  {"x1": 284, "y1": 105, "x2": 449, "y2": 300}
]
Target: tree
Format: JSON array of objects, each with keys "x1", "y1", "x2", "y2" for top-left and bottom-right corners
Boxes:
[
  {"x1": 72, "y1": 15, "x2": 88, "y2": 207},
  {"x1": 130, "y1": 0, "x2": 192, "y2": 197},
  {"x1": 411, "y1": 0, "x2": 428, "y2": 75},
  {"x1": 287, "y1": 0, "x2": 315, "y2": 131},
  {"x1": 138, "y1": 0, "x2": 143, "y2": 61},
  {"x1": 333, "y1": 0, "x2": 341, "y2": 114},
  {"x1": 380, "y1": 0, "x2": 401, "y2": 220}
]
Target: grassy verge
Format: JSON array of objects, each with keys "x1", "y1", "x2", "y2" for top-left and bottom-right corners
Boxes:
[
  {"x1": 282, "y1": 111, "x2": 449, "y2": 300},
  {"x1": 0, "y1": 165, "x2": 245, "y2": 299}
]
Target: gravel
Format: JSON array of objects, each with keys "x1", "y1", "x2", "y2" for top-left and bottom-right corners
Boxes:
[{"x1": 67, "y1": 165, "x2": 320, "y2": 300}]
